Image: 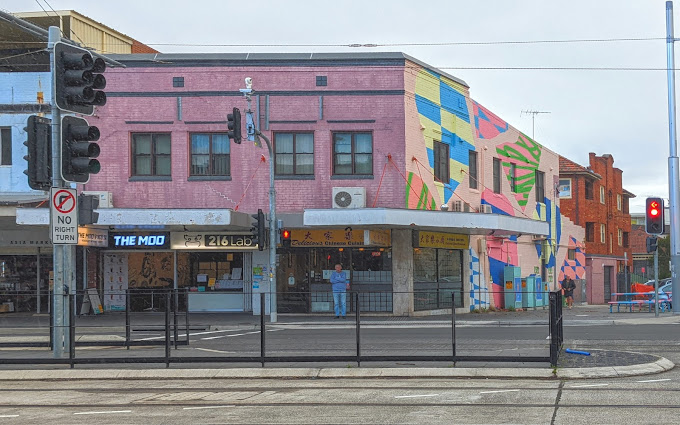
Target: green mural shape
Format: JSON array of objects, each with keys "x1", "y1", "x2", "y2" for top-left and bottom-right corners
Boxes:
[
  {"x1": 406, "y1": 172, "x2": 437, "y2": 210},
  {"x1": 496, "y1": 133, "x2": 543, "y2": 208}
]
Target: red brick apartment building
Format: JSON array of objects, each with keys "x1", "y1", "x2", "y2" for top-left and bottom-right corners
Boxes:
[{"x1": 558, "y1": 153, "x2": 634, "y2": 303}]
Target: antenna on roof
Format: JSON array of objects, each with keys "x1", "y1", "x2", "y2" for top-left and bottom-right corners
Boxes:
[{"x1": 521, "y1": 110, "x2": 551, "y2": 140}]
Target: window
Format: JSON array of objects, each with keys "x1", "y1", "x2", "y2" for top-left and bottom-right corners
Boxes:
[
  {"x1": 558, "y1": 179, "x2": 572, "y2": 198},
  {"x1": 316, "y1": 75, "x2": 327, "y2": 86},
  {"x1": 568, "y1": 249, "x2": 576, "y2": 261},
  {"x1": 618, "y1": 229, "x2": 623, "y2": 246},
  {"x1": 600, "y1": 224, "x2": 606, "y2": 244},
  {"x1": 585, "y1": 222, "x2": 595, "y2": 242},
  {"x1": 275, "y1": 132, "x2": 314, "y2": 176},
  {"x1": 623, "y1": 231, "x2": 629, "y2": 248},
  {"x1": 433, "y1": 141, "x2": 449, "y2": 183},
  {"x1": 173, "y1": 77, "x2": 184, "y2": 87},
  {"x1": 0, "y1": 128, "x2": 10, "y2": 165},
  {"x1": 509, "y1": 163, "x2": 516, "y2": 192},
  {"x1": 332, "y1": 132, "x2": 373, "y2": 175},
  {"x1": 535, "y1": 170, "x2": 545, "y2": 202},
  {"x1": 468, "y1": 150, "x2": 478, "y2": 189},
  {"x1": 414, "y1": 248, "x2": 464, "y2": 310},
  {"x1": 617, "y1": 194, "x2": 622, "y2": 211},
  {"x1": 600, "y1": 186, "x2": 605, "y2": 204},
  {"x1": 585, "y1": 180, "x2": 594, "y2": 200},
  {"x1": 190, "y1": 133, "x2": 230, "y2": 176},
  {"x1": 623, "y1": 197, "x2": 629, "y2": 214},
  {"x1": 132, "y1": 133, "x2": 171, "y2": 176},
  {"x1": 492, "y1": 157, "x2": 501, "y2": 193}
]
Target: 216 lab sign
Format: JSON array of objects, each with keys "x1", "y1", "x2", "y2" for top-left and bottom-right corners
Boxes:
[{"x1": 170, "y1": 232, "x2": 258, "y2": 250}]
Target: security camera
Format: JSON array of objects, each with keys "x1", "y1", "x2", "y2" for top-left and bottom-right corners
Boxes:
[{"x1": 245, "y1": 77, "x2": 253, "y2": 89}]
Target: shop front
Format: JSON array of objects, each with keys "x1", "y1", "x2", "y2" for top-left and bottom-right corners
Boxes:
[
  {"x1": 413, "y1": 231, "x2": 468, "y2": 311},
  {"x1": 277, "y1": 229, "x2": 392, "y2": 314}
]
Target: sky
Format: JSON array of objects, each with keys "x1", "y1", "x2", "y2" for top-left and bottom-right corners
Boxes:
[{"x1": 2, "y1": 0, "x2": 677, "y2": 213}]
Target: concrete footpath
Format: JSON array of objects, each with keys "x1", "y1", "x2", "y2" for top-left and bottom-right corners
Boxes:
[{"x1": 0, "y1": 304, "x2": 676, "y2": 380}]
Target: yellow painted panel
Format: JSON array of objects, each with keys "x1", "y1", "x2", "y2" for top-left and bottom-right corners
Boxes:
[
  {"x1": 454, "y1": 116, "x2": 475, "y2": 143},
  {"x1": 440, "y1": 109, "x2": 456, "y2": 134},
  {"x1": 440, "y1": 76, "x2": 468, "y2": 94},
  {"x1": 415, "y1": 70, "x2": 440, "y2": 105},
  {"x1": 450, "y1": 160, "x2": 467, "y2": 183}
]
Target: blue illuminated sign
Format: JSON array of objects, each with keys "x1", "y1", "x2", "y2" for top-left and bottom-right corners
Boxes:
[{"x1": 109, "y1": 233, "x2": 170, "y2": 249}]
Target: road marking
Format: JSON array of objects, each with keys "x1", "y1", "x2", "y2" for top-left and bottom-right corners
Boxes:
[
  {"x1": 636, "y1": 378, "x2": 671, "y2": 383},
  {"x1": 201, "y1": 329, "x2": 283, "y2": 340},
  {"x1": 194, "y1": 347, "x2": 236, "y2": 354},
  {"x1": 136, "y1": 329, "x2": 247, "y2": 341},
  {"x1": 569, "y1": 383, "x2": 609, "y2": 388},
  {"x1": 576, "y1": 314, "x2": 589, "y2": 317},
  {"x1": 74, "y1": 410, "x2": 132, "y2": 415},
  {"x1": 0, "y1": 415, "x2": 19, "y2": 418},
  {"x1": 479, "y1": 389, "x2": 520, "y2": 394},
  {"x1": 394, "y1": 394, "x2": 440, "y2": 399},
  {"x1": 183, "y1": 405, "x2": 235, "y2": 410}
]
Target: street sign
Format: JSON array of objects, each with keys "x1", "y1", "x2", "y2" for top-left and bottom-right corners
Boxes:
[{"x1": 50, "y1": 188, "x2": 78, "y2": 244}]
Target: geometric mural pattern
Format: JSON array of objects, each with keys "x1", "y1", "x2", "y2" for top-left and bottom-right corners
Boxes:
[
  {"x1": 472, "y1": 100, "x2": 509, "y2": 140},
  {"x1": 496, "y1": 133, "x2": 543, "y2": 210},
  {"x1": 469, "y1": 247, "x2": 490, "y2": 311},
  {"x1": 558, "y1": 236, "x2": 586, "y2": 283}
]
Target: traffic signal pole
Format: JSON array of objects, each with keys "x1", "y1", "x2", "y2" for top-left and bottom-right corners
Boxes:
[
  {"x1": 666, "y1": 2, "x2": 680, "y2": 315},
  {"x1": 48, "y1": 26, "x2": 66, "y2": 357}
]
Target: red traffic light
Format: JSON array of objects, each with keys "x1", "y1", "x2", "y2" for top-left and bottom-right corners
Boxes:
[
  {"x1": 649, "y1": 200, "x2": 660, "y2": 216},
  {"x1": 645, "y1": 197, "x2": 664, "y2": 235},
  {"x1": 282, "y1": 229, "x2": 291, "y2": 239}
]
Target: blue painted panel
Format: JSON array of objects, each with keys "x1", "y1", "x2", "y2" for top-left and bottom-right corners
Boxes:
[{"x1": 415, "y1": 95, "x2": 441, "y2": 126}]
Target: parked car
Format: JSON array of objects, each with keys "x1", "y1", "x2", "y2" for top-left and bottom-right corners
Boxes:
[{"x1": 644, "y1": 279, "x2": 672, "y2": 309}]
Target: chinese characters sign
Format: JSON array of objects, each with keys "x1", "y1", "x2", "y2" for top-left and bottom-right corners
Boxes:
[{"x1": 415, "y1": 232, "x2": 469, "y2": 249}]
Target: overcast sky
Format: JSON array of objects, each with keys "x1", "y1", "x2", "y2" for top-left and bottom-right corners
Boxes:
[{"x1": 3, "y1": 0, "x2": 677, "y2": 213}]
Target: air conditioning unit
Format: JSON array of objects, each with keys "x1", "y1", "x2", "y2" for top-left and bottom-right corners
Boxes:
[
  {"x1": 332, "y1": 187, "x2": 366, "y2": 209},
  {"x1": 81, "y1": 191, "x2": 113, "y2": 208},
  {"x1": 463, "y1": 203, "x2": 471, "y2": 213},
  {"x1": 452, "y1": 201, "x2": 462, "y2": 212},
  {"x1": 481, "y1": 204, "x2": 493, "y2": 214},
  {"x1": 532, "y1": 235, "x2": 546, "y2": 241}
]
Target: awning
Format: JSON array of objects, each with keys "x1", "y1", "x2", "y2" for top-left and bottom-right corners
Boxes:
[
  {"x1": 303, "y1": 208, "x2": 549, "y2": 236},
  {"x1": 15, "y1": 208, "x2": 252, "y2": 230}
]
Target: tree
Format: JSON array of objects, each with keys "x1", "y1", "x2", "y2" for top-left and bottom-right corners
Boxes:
[{"x1": 657, "y1": 236, "x2": 671, "y2": 279}]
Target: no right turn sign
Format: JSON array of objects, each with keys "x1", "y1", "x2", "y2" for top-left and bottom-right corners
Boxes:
[{"x1": 50, "y1": 188, "x2": 78, "y2": 244}]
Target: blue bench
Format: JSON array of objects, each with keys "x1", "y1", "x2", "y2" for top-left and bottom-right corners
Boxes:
[{"x1": 609, "y1": 294, "x2": 671, "y2": 313}]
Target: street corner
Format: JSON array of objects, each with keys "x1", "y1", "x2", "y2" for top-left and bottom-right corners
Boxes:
[{"x1": 556, "y1": 348, "x2": 675, "y2": 379}]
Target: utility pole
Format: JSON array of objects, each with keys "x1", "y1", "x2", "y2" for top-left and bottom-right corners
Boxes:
[
  {"x1": 521, "y1": 110, "x2": 551, "y2": 140},
  {"x1": 666, "y1": 2, "x2": 680, "y2": 315},
  {"x1": 241, "y1": 78, "x2": 278, "y2": 323}
]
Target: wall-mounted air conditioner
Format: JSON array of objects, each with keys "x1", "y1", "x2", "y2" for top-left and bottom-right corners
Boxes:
[
  {"x1": 81, "y1": 191, "x2": 113, "y2": 208},
  {"x1": 481, "y1": 204, "x2": 493, "y2": 214},
  {"x1": 452, "y1": 201, "x2": 462, "y2": 212},
  {"x1": 332, "y1": 187, "x2": 366, "y2": 209}
]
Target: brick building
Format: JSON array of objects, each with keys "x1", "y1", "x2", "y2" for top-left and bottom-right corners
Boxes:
[{"x1": 559, "y1": 153, "x2": 634, "y2": 303}]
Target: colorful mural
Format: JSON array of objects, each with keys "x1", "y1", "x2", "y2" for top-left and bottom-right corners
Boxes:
[
  {"x1": 496, "y1": 134, "x2": 543, "y2": 209},
  {"x1": 469, "y1": 247, "x2": 490, "y2": 311},
  {"x1": 558, "y1": 236, "x2": 586, "y2": 283},
  {"x1": 413, "y1": 69, "x2": 475, "y2": 205},
  {"x1": 405, "y1": 172, "x2": 437, "y2": 210},
  {"x1": 472, "y1": 100, "x2": 509, "y2": 140}
]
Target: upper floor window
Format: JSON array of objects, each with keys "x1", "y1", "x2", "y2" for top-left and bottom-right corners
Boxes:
[
  {"x1": 509, "y1": 163, "x2": 516, "y2": 192},
  {"x1": 535, "y1": 170, "x2": 545, "y2": 202},
  {"x1": 617, "y1": 194, "x2": 622, "y2": 211},
  {"x1": 275, "y1": 132, "x2": 314, "y2": 176},
  {"x1": 468, "y1": 150, "x2": 478, "y2": 190},
  {"x1": 585, "y1": 180, "x2": 594, "y2": 200},
  {"x1": 600, "y1": 186, "x2": 605, "y2": 204},
  {"x1": 618, "y1": 229, "x2": 623, "y2": 246},
  {"x1": 585, "y1": 222, "x2": 595, "y2": 242},
  {"x1": 623, "y1": 197, "x2": 629, "y2": 214},
  {"x1": 333, "y1": 132, "x2": 372, "y2": 176},
  {"x1": 0, "y1": 127, "x2": 11, "y2": 165},
  {"x1": 623, "y1": 231, "x2": 629, "y2": 248},
  {"x1": 433, "y1": 141, "x2": 449, "y2": 183},
  {"x1": 190, "y1": 133, "x2": 230, "y2": 176},
  {"x1": 568, "y1": 249, "x2": 576, "y2": 261},
  {"x1": 600, "y1": 223, "x2": 606, "y2": 244},
  {"x1": 492, "y1": 157, "x2": 501, "y2": 193},
  {"x1": 316, "y1": 76, "x2": 327, "y2": 86},
  {"x1": 173, "y1": 77, "x2": 184, "y2": 87},
  {"x1": 558, "y1": 179, "x2": 572, "y2": 198},
  {"x1": 132, "y1": 133, "x2": 171, "y2": 176}
]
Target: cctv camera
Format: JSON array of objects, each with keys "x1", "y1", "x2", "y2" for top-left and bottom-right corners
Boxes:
[{"x1": 245, "y1": 77, "x2": 253, "y2": 89}]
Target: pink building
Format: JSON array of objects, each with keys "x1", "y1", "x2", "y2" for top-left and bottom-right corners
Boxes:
[{"x1": 52, "y1": 52, "x2": 584, "y2": 315}]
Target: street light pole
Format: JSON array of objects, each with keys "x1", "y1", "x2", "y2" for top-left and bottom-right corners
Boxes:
[{"x1": 241, "y1": 80, "x2": 277, "y2": 323}]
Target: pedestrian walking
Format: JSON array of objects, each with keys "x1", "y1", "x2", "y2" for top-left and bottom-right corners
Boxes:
[
  {"x1": 562, "y1": 277, "x2": 576, "y2": 309},
  {"x1": 330, "y1": 263, "x2": 350, "y2": 318}
]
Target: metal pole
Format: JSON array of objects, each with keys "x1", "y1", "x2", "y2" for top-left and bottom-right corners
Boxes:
[
  {"x1": 165, "y1": 291, "x2": 170, "y2": 368},
  {"x1": 69, "y1": 292, "x2": 75, "y2": 368},
  {"x1": 624, "y1": 252, "x2": 629, "y2": 292},
  {"x1": 125, "y1": 289, "x2": 130, "y2": 349},
  {"x1": 260, "y1": 293, "x2": 265, "y2": 367},
  {"x1": 48, "y1": 26, "x2": 64, "y2": 358},
  {"x1": 355, "y1": 292, "x2": 360, "y2": 367},
  {"x1": 36, "y1": 248, "x2": 41, "y2": 314},
  {"x1": 259, "y1": 133, "x2": 277, "y2": 323},
  {"x1": 655, "y1": 247, "x2": 660, "y2": 317},
  {"x1": 452, "y1": 293, "x2": 457, "y2": 360},
  {"x1": 667, "y1": 1, "x2": 680, "y2": 315}
]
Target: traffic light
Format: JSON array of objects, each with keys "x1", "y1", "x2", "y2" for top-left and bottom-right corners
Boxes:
[
  {"x1": 78, "y1": 194, "x2": 99, "y2": 225},
  {"x1": 251, "y1": 208, "x2": 266, "y2": 251},
  {"x1": 54, "y1": 42, "x2": 106, "y2": 115},
  {"x1": 281, "y1": 229, "x2": 291, "y2": 248},
  {"x1": 61, "y1": 116, "x2": 101, "y2": 183},
  {"x1": 23, "y1": 115, "x2": 52, "y2": 191},
  {"x1": 646, "y1": 236, "x2": 658, "y2": 253},
  {"x1": 227, "y1": 107, "x2": 242, "y2": 144},
  {"x1": 645, "y1": 197, "x2": 664, "y2": 235}
]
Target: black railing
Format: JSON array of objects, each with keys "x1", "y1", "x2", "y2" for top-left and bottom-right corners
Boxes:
[{"x1": 0, "y1": 289, "x2": 563, "y2": 368}]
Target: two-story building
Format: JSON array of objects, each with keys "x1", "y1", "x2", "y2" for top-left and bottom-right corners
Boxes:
[{"x1": 558, "y1": 153, "x2": 634, "y2": 303}]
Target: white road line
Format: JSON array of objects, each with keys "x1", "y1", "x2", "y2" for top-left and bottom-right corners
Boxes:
[
  {"x1": 74, "y1": 410, "x2": 132, "y2": 415},
  {"x1": 201, "y1": 329, "x2": 283, "y2": 341},
  {"x1": 183, "y1": 405, "x2": 235, "y2": 410},
  {"x1": 569, "y1": 383, "x2": 609, "y2": 388},
  {"x1": 194, "y1": 347, "x2": 236, "y2": 354},
  {"x1": 135, "y1": 329, "x2": 247, "y2": 341},
  {"x1": 636, "y1": 378, "x2": 672, "y2": 383},
  {"x1": 0, "y1": 415, "x2": 19, "y2": 418},
  {"x1": 479, "y1": 389, "x2": 520, "y2": 394},
  {"x1": 576, "y1": 314, "x2": 589, "y2": 317},
  {"x1": 394, "y1": 394, "x2": 440, "y2": 399}
]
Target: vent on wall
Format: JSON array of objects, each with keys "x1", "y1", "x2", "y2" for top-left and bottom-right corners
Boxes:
[{"x1": 332, "y1": 187, "x2": 366, "y2": 209}]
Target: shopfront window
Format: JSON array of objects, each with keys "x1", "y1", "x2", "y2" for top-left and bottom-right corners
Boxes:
[
  {"x1": 188, "y1": 252, "x2": 244, "y2": 292},
  {"x1": 413, "y1": 248, "x2": 464, "y2": 310},
  {"x1": 0, "y1": 255, "x2": 52, "y2": 313}
]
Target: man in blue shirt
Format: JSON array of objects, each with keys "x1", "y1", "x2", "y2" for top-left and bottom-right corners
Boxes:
[{"x1": 330, "y1": 263, "x2": 349, "y2": 318}]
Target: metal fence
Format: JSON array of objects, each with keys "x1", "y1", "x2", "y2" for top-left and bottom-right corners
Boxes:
[{"x1": 0, "y1": 289, "x2": 564, "y2": 368}]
